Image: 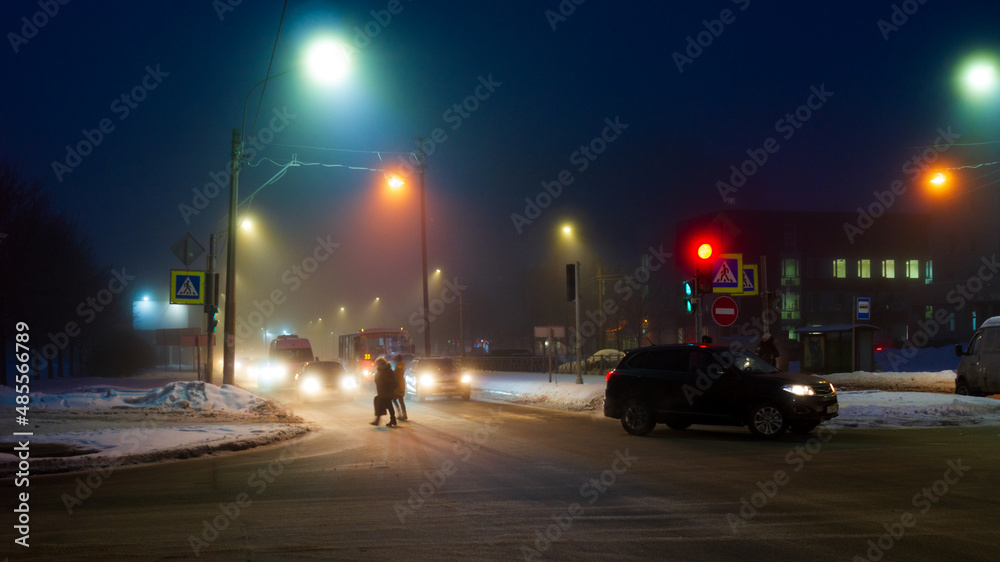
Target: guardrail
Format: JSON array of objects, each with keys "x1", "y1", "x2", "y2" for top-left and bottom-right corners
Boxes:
[{"x1": 458, "y1": 356, "x2": 564, "y2": 373}]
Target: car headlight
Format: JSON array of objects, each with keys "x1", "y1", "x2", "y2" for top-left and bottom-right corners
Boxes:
[
  {"x1": 782, "y1": 384, "x2": 815, "y2": 396},
  {"x1": 460, "y1": 374, "x2": 472, "y2": 383},
  {"x1": 420, "y1": 373, "x2": 435, "y2": 386},
  {"x1": 340, "y1": 377, "x2": 358, "y2": 390},
  {"x1": 301, "y1": 376, "x2": 321, "y2": 394}
]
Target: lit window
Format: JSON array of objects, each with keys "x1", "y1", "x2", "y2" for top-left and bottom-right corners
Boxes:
[
  {"x1": 833, "y1": 259, "x2": 846, "y2": 279},
  {"x1": 925, "y1": 305, "x2": 933, "y2": 320},
  {"x1": 906, "y1": 260, "x2": 920, "y2": 279},
  {"x1": 925, "y1": 260, "x2": 933, "y2": 283},
  {"x1": 858, "y1": 259, "x2": 871, "y2": 279},
  {"x1": 883, "y1": 259, "x2": 895, "y2": 279}
]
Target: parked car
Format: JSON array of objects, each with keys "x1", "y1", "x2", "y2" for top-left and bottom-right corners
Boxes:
[
  {"x1": 404, "y1": 356, "x2": 472, "y2": 401},
  {"x1": 603, "y1": 344, "x2": 838, "y2": 439},
  {"x1": 294, "y1": 361, "x2": 358, "y2": 401},
  {"x1": 955, "y1": 315, "x2": 1000, "y2": 396}
]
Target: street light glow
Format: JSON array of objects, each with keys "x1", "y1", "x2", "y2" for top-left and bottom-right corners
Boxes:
[
  {"x1": 388, "y1": 174, "x2": 405, "y2": 189},
  {"x1": 306, "y1": 39, "x2": 351, "y2": 84},
  {"x1": 966, "y1": 62, "x2": 998, "y2": 95},
  {"x1": 930, "y1": 172, "x2": 948, "y2": 186}
]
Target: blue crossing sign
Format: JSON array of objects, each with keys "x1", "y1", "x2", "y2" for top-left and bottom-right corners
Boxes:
[
  {"x1": 712, "y1": 254, "x2": 743, "y2": 293},
  {"x1": 171, "y1": 270, "x2": 205, "y2": 305}
]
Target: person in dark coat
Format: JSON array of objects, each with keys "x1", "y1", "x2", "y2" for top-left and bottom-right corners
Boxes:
[
  {"x1": 391, "y1": 354, "x2": 408, "y2": 421},
  {"x1": 371, "y1": 357, "x2": 398, "y2": 427},
  {"x1": 756, "y1": 333, "x2": 779, "y2": 367}
]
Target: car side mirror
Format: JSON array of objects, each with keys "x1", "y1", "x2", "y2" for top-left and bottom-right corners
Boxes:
[{"x1": 955, "y1": 344, "x2": 964, "y2": 357}]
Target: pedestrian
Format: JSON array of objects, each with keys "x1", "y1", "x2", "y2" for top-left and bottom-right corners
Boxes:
[
  {"x1": 756, "y1": 333, "x2": 780, "y2": 367},
  {"x1": 371, "y1": 357, "x2": 398, "y2": 427},
  {"x1": 392, "y1": 354, "x2": 408, "y2": 421}
]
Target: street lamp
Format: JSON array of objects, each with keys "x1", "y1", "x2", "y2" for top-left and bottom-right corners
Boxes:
[{"x1": 221, "y1": 39, "x2": 351, "y2": 386}]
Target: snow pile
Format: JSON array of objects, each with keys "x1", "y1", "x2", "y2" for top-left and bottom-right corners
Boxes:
[
  {"x1": 0, "y1": 381, "x2": 273, "y2": 413},
  {"x1": 825, "y1": 370, "x2": 956, "y2": 393},
  {"x1": 477, "y1": 374, "x2": 607, "y2": 410},
  {"x1": 830, "y1": 391, "x2": 1000, "y2": 427},
  {"x1": 123, "y1": 381, "x2": 266, "y2": 412}
]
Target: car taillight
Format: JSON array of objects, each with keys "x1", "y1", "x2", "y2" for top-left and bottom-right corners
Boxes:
[{"x1": 606, "y1": 369, "x2": 619, "y2": 382}]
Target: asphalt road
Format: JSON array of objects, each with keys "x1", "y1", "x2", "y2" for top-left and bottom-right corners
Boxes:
[{"x1": 6, "y1": 395, "x2": 999, "y2": 561}]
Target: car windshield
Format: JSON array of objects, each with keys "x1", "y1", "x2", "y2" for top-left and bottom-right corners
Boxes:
[
  {"x1": 307, "y1": 363, "x2": 345, "y2": 375},
  {"x1": 727, "y1": 349, "x2": 780, "y2": 375},
  {"x1": 420, "y1": 358, "x2": 455, "y2": 372}
]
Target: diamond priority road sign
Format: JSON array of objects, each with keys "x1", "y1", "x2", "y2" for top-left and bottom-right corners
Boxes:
[{"x1": 170, "y1": 270, "x2": 205, "y2": 305}]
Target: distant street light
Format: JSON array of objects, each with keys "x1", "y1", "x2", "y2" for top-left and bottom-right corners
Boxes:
[{"x1": 221, "y1": 38, "x2": 351, "y2": 386}]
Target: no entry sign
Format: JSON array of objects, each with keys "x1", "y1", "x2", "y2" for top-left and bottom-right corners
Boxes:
[{"x1": 712, "y1": 296, "x2": 738, "y2": 326}]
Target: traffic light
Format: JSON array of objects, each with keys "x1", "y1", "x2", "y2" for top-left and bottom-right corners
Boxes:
[
  {"x1": 682, "y1": 278, "x2": 695, "y2": 314},
  {"x1": 566, "y1": 263, "x2": 576, "y2": 302},
  {"x1": 695, "y1": 242, "x2": 714, "y2": 296},
  {"x1": 206, "y1": 305, "x2": 219, "y2": 332}
]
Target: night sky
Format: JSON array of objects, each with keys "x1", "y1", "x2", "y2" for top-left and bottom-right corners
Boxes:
[{"x1": 4, "y1": 1, "x2": 1000, "y2": 356}]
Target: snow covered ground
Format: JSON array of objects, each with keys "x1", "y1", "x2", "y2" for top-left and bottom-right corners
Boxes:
[{"x1": 2, "y1": 346, "x2": 997, "y2": 475}]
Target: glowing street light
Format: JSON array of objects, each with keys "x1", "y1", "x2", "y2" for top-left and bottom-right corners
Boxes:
[{"x1": 221, "y1": 36, "x2": 352, "y2": 386}]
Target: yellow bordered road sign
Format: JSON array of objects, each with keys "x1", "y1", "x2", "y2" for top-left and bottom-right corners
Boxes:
[{"x1": 170, "y1": 270, "x2": 205, "y2": 305}]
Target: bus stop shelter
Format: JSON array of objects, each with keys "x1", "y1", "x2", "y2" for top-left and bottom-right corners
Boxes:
[{"x1": 795, "y1": 324, "x2": 879, "y2": 374}]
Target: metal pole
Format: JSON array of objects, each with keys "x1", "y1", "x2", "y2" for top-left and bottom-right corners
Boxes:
[
  {"x1": 222, "y1": 129, "x2": 241, "y2": 386},
  {"x1": 418, "y1": 154, "x2": 431, "y2": 356},
  {"x1": 575, "y1": 261, "x2": 582, "y2": 384},
  {"x1": 459, "y1": 291, "x2": 465, "y2": 357},
  {"x1": 205, "y1": 234, "x2": 217, "y2": 385}
]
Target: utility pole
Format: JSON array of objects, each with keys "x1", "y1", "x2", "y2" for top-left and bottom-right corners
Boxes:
[
  {"x1": 222, "y1": 129, "x2": 241, "y2": 386},
  {"x1": 575, "y1": 261, "x2": 582, "y2": 384},
  {"x1": 205, "y1": 234, "x2": 217, "y2": 385}
]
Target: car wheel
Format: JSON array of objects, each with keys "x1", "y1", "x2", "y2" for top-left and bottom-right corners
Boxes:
[
  {"x1": 620, "y1": 400, "x2": 656, "y2": 436},
  {"x1": 747, "y1": 402, "x2": 788, "y2": 439},
  {"x1": 789, "y1": 421, "x2": 820, "y2": 434},
  {"x1": 417, "y1": 386, "x2": 426, "y2": 402},
  {"x1": 955, "y1": 379, "x2": 968, "y2": 395},
  {"x1": 461, "y1": 392, "x2": 471, "y2": 401},
  {"x1": 665, "y1": 419, "x2": 691, "y2": 431}
]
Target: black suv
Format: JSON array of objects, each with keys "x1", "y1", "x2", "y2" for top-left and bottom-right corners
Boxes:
[{"x1": 604, "y1": 345, "x2": 838, "y2": 439}]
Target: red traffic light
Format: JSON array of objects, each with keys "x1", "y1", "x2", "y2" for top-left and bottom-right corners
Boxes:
[{"x1": 697, "y1": 243, "x2": 713, "y2": 260}]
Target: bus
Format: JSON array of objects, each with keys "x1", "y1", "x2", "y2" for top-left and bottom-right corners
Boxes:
[
  {"x1": 338, "y1": 328, "x2": 411, "y2": 381},
  {"x1": 263, "y1": 334, "x2": 315, "y2": 388}
]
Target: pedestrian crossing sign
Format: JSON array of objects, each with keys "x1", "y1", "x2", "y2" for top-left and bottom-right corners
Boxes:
[
  {"x1": 735, "y1": 264, "x2": 759, "y2": 296},
  {"x1": 712, "y1": 254, "x2": 742, "y2": 293},
  {"x1": 170, "y1": 270, "x2": 205, "y2": 305}
]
